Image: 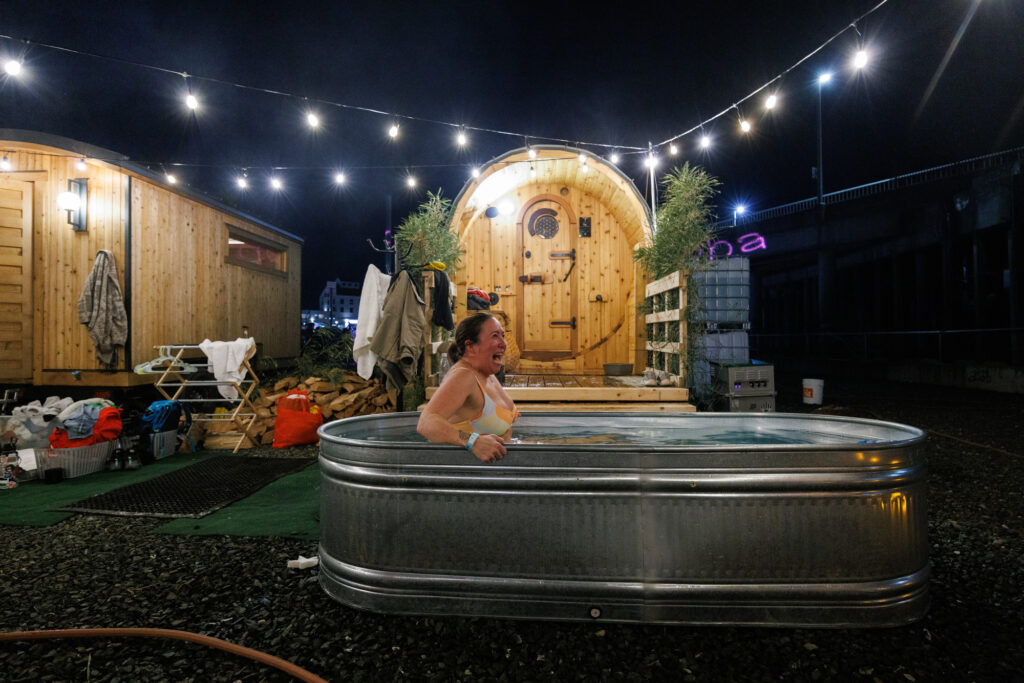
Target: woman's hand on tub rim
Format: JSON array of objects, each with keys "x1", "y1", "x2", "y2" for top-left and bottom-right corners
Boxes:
[{"x1": 471, "y1": 433, "x2": 507, "y2": 463}]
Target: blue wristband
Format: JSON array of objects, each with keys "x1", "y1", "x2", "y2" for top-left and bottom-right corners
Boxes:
[{"x1": 465, "y1": 432, "x2": 480, "y2": 451}]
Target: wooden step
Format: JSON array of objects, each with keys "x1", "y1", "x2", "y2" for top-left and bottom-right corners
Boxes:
[
  {"x1": 425, "y1": 386, "x2": 689, "y2": 402},
  {"x1": 517, "y1": 402, "x2": 696, "y2": 413}
]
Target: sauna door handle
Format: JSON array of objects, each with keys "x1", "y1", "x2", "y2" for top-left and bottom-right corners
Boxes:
[{"x1": 550, "y1": 317, "x2": 577, "y2": 329}]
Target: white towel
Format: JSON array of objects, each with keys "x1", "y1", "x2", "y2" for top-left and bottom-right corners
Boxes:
[
  {"x1": 353, "y1": 264, "x2": 393, "y2": 380},
  {"x1": 199, "y1": 338, "x2": 256, "y2": 399}
]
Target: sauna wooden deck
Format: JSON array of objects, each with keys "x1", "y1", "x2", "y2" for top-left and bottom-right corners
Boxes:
[{"x1": 426, "y1": 374, "x2": 694, "y2": 412}]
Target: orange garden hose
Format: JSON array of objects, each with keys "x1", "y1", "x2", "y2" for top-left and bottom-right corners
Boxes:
[{"x1": 0, "y1": 628, "x2": 328, "y2": 683}]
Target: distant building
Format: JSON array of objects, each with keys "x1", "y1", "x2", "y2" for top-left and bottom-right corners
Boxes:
[{"x1": 302, "y1": 279, "x2": 361, "y2": 328}]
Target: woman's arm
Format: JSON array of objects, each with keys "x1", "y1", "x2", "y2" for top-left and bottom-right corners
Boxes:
[{"x1": 417, "y1": 370, "x2": 507, "y2": 462}]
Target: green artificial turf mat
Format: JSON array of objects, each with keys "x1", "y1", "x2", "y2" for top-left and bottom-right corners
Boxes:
[
  {"x1": 156, "y1": 460, "x2": 319, "y2": 540},
  {"x1": 0, "y1": 453, "x2": 210, "y2": 527}
]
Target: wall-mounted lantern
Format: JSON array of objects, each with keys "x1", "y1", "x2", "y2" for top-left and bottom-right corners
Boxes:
[{"x1": 56, "y1": 178, "x2": 88, "y2": 231}]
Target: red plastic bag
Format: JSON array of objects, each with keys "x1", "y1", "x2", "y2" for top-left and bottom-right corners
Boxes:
[{"x1": 272, "y1": 390, "x2": 324, "y2": 448}]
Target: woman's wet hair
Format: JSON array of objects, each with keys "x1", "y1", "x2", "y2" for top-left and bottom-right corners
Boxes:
[{"x1": 449, "y1": 313, "x2": 497, "y2": 363}]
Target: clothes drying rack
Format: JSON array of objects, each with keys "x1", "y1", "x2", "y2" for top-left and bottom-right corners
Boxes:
[{"x1": 141, "y1": 343, "x2": 260, "y2": 454}]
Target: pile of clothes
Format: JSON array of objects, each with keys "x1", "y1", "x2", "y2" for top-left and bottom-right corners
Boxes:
[
  {"x1": 0, "y1": 396, "x2": 122, "y2": 450},
  {"x1": 47, "y1": 398, "x2": 122, "y2": 449}
]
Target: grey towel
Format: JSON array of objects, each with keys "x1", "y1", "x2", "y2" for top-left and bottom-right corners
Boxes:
[{"x1": 77, "y1": 250, "x2": 128, "y2": 367}]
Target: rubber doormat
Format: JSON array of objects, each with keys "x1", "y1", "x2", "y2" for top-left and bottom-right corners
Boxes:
[{"x1": 59, "y1": 456, "x2": 314, "y2": 518}]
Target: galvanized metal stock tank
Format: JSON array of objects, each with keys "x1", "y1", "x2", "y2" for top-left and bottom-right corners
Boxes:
[{"x1": 318, "y1": 412, "x2": 928, "y2": 627}]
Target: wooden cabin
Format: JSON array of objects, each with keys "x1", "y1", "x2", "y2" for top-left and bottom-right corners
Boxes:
[
  {"x1": 0, "y1": 130, "x2": 302, "y2": 387},
  {"x1": 450, "y1": 145, "x2": 653, "y2": 375}
]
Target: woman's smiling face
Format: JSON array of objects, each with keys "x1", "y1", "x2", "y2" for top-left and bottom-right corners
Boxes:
[{"x1": 466, "y1": 316, "x2": 506, "y2": 375}]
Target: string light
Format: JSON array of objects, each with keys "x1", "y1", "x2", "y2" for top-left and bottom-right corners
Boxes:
[
  {"x1": 644, "y1": 154, "x2": 658, "y2": 169},
  {"x1": 270, "y1": 177, "x2": 283, "y2": 190},
  {"x1": 0, "y1": 156, "x2": 11, "y2": 171},
  {"x1": 0, "y1": 1, "x2": 895, "y2": 200},
  {"x1": 166, "y1": 173, "x2": 177, "y2": 184},
  {"x1": 818, "y1": 72, "x2": 833, "y2": 85},
  {"x1": 406, "y1": 175, "x2": 416, "y2": 188},
  {"x1": 471, "y1": 167, "x2": 480, "y2": 178},
  {"x1": 76, "y1": 158, "x2": 87, "y2": 170},
  {"x1": 236, "y1": 176, "x2": 248, "y2": 189},
  {"x1": 333, "y1": 172, "x2": 347, "y2": 185}
]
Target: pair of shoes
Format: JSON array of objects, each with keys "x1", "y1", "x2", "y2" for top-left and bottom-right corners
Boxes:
[
  {"x1": 656, "y1": 370, "x2": 675, "y2": 387},
  {"x1": 642, "y1": 369, "x2": 658, "y2": 387}
]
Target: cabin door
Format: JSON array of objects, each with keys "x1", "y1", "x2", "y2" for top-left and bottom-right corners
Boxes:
[
  {"x1": 0, "y1": 178, "x2": 33, "y2": 382},
  {"x1": 519, "y1": 199, "x2": 575, "y2": 357}
]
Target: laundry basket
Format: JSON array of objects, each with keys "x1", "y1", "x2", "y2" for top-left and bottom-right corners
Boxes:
[{"x1": 35, "y1": 441, "x2": 115, "y2": 479}]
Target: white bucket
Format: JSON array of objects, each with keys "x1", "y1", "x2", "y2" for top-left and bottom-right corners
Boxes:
[{"x1": 802, "y1": 378, "x2": 824, "y2": 405}]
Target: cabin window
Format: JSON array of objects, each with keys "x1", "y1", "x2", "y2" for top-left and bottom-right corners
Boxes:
[{"x1": 226, "y1": 226, "x2": 287, "y2": 275}]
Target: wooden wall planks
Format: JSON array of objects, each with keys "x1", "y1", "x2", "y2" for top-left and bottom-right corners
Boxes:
[{"x1": 0, "y1": 139, "x2": 302, "y2": 386}]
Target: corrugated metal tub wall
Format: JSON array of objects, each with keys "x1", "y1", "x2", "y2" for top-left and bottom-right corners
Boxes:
[{"x1": 318, "y1": 413, "x2": 928, "y2": 627}]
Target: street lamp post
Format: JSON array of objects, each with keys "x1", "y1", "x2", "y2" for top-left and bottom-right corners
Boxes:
[{"x1": 816, "y1": 72, "x2": 831, "y2": 206}]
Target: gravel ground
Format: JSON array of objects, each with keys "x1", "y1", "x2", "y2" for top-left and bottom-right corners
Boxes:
[{"x1": 2, "y1": 372, "x2": 1023, "y2": 682}]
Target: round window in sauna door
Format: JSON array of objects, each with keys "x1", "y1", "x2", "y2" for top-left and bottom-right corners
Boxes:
[{"x1": 528, "y1": 208, "x2": 560, "y2": 239}]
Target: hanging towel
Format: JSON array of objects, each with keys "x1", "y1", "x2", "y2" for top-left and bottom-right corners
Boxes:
[
  {"x1": 77, "y1": 250, "x2": 128, "y2": 367},
  {"x1": 198, "y1": 337, "x2": 256, "y2": 399},
  {"x1": 353, "y1": 264, "x2": 393, "y2": 380},
  {"x1": 432, "y1": 269, "x2": 454, "y2": 330}
]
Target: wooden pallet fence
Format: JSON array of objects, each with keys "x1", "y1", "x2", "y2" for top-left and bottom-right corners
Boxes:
[{"x1": 644, "y1": 270, "x2": 687, "y2": 387}]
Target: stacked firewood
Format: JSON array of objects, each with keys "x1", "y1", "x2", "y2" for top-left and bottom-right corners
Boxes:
[{"x1": 190, "y1": 373, "x2": 397, "y2": 450}]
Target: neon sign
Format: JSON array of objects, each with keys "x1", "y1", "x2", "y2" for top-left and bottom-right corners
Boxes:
[{"x1": 700, "y1": 232, "x2": 767, "y2": 260}]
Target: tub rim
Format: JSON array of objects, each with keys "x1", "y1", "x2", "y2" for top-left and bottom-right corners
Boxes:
[{"x1": 318, "y1": 410, "x2": 926, "y2": 454}]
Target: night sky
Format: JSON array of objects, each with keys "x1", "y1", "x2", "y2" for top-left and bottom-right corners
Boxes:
[{"x1": 2, "y1": 0, "x2": 1022, "y2": 307}]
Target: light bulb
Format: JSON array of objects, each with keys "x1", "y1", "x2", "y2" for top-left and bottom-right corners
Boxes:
[
  {"x1": 644, "y1": 155, "x2": 658, "y2": 169},
  {"x1": 166, "y1": 174, "x2": 177, "y2": 184},
  {"x1": 0, "y1": 156, "x2": 10, "y2": 171},
  {"x1": 185, "y1": 94, "x2": 198, "y2": 110},
  {"x1": 528, "y1": 147, "x2": 537, "y2": 159},
  {"x1": 236, "y1": 177, "x2": 248, "y2": 189},
  {"x1": 765, "y1": 94, "x2": 777, "y2": 110},
  {"x1": 4, "y1": 60, "x2": 22, "y2": 76},
  {"x1": 669, "y1": 144, "x2": 679, "y2": 156},
  {"x1": 334, "y1": 172, "x2": 347, "y2": 185},
  {"x1": 818, "y1": 72, "x2": 832, "y2": 85},
  {"x1": 609, "y1": 152, "x2": 620, "y2": 164},
  {"x1": 471, "y1": 167, "x2": 480, "y2": 178},
  {"x1": 307, "y1": 112, "x2": 320, "y2": 128},
  {"x1": 853, "y1": 50, "x2": 869, "y2": 69},
  {"x1": 76, "y1": 158, "x2": 87, "y2": 171},
  {"x1": 739, "y1": 120, "x2": 752, "y2": 133},
  {"x1": 456, "y1": 131, "x2": 468, "y2": 146},
  {"x1": 388, "y1": 123, "x2": 399, "y2": 138},
  {"x1": 406, "y1": 175, "x2": 416, "y2": 188},
  {"x1": 700, "y1": 135, "x2": 711, "y2": 149},
  {"x1": 270, "y1": 177, "x2": 283, "y2": 191}
]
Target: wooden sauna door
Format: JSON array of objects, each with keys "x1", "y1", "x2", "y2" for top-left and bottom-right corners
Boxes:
[
  {"x1": 519, "y1": 199, "x2": 575, "y2": 357},
  {"x1": 0, "y1": 178, "x2": 33, "y2": 381}
]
